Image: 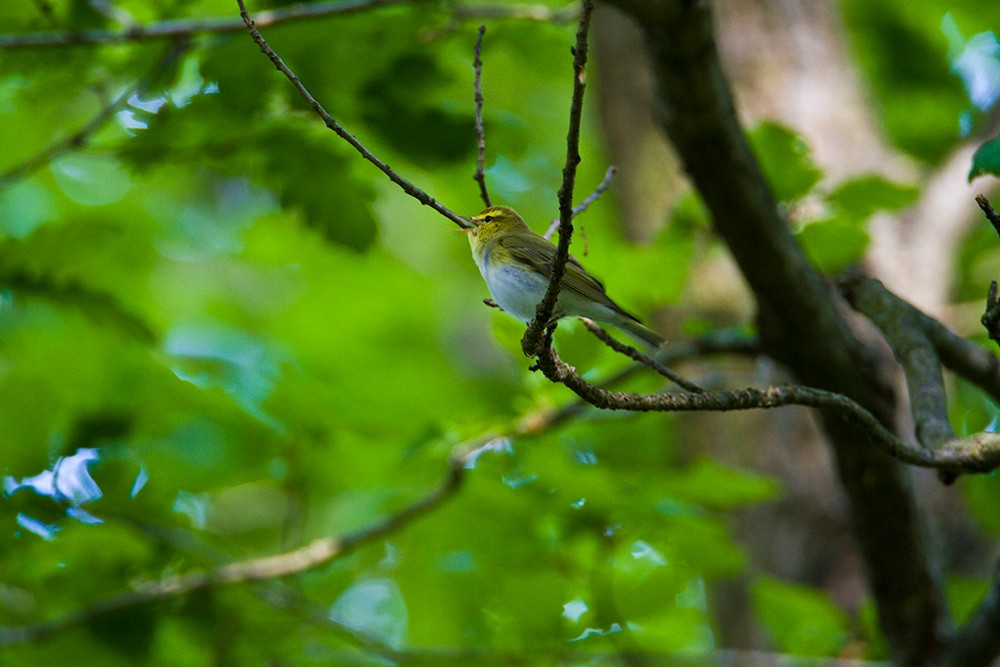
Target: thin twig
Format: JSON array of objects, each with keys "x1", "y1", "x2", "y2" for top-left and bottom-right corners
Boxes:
[
  {"x1": 522, "y1": 0, "x2": 595, "y2": 356},
  {"x1": 0, "y1": 1, "x2": 578, "y2": 50},
  {"x1": 978, "y1": 195, "x2": 1000, "y2": 346},
  {"x1": 0, "y1": 0, "x2": 405, "y2": 49},
  {"x1": 0, "y1": 453, "x2": 466, "y2": 646},
  {"x1": 515, "y1": 329, "x2": 761, "y2": 435},
  {"x1": 544, "y1": 164, "x2": 616, "y2": 239},
  {"x1": 472, "y1": 25, "x2": 491, "y2": 208},
  {"x1": 977, "y1": 193, "x2": 1000, "y2": 239},
  {"x1": 236, "y1": 0, "x2": 470, "y2": 228},
  {"x1": 0, "y1": 38, "x2": 189, "y2": 189},
  {"x1": 985, "y1": 281, "x2": 1000, "y2": 347},
  {"x1": 579, "y1": 318, "x2": 705, "y2": 393},
  {"x1": 573, "y1": 165, "x2": 616, "y2": 217}
]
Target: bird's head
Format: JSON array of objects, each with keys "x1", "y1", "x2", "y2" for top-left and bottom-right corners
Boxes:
[{"x1": 466, "y1": 206, "x2": 530, "y2": 243}]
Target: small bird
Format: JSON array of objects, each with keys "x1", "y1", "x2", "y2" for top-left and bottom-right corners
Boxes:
[{"x1": 466, "y1": 206, "x2": 664, "y2": 350}]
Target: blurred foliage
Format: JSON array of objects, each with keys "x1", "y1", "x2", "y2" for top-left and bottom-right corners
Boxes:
[
  {"x1": 970, "y1": 134, "x2": 1000, "y2": 181},
  {"x1": 749, "y1": 122, "x2": 919, "y2": 273},
  {"x1": 751, "y1": 576, "x2": 850, "y2": 657},
  {"x1": 0, "y1": 0, "x2": 998, "y2": 665},
  {"x1": 748, "y1": 121, "x2": 823, "y2": 204},
  {"x1": 842, "y1": 0, "x2": 1000, "y2": 162}
]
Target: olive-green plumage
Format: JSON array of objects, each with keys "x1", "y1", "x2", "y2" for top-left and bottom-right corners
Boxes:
[{"x1": 467, "y1": 206, "x2": 664, "y2": 350}]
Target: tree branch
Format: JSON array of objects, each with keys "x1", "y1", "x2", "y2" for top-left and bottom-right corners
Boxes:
[
  {"x1": 0, "y1": 0, "x2": 406, "y2": 49},
  {"x1": 976, "y1": 195, "x2": 1000, "y2": 346},
  {"x1": 533, "y1": 343, "x2": 1000, "y2": 475},
  {"x1": 842, "y1": 273, "x2": 1000, "y2": 404},
  {"x1": 236, "y1": 0, "x2": 469, "y2": 228},
  {"x1": 924, "y1": 307, "x2": 1000, "y2": 406},
  {"x1": 543, "y1": 165, "x2": 616, "y2": 239},
  {"x1": 976, "y1": 193, "x2": 1000, "y2": 239},
  {"x1": 521, "y1": 0, "x2": 595, "y2": 357},
  {"x1": 515, "y1": 328, "x2": 761, "y2": 435},
  {"x1": 579, "y1": 317, "x2": 705, "y2": 393},
  {"x1": 840, "y1": 274, "x2": 956, "y2": 450},
  {"x1": 0, "y1": 1, "x2": 579, "y2": 50},
  {"x1": 472, "y1": 24, "x2": 491, "y2": 208},
  {"x1": 597, "y1": 2, "x2": 948, "y2": 661},
  {"x1": 0, "y1": 452, "x2": 466, "y2": 646}
]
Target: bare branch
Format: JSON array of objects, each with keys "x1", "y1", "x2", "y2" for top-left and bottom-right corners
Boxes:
[
  {"x1": 543, "y1": 165, "x2": 616, "y2": 239},
  {"x1": 532, "y1": 343, "x2": 1000, "y2": 476},
  {"x1": 925, "y1": 304, "x2": 1000, "y2": 405},
  {"x1": 515, "y1": 329, "x2": 761, "y2": 436},
  {"x1": 976, "y1": 193, "x2": 1000, "y2": 239},
  {"x1": 579, "y1": 317, "x2": 705, "y2": 393},
  {"x1": 840, "y1": 274, "x2": 956, "y2": 451},
  {"x1": 0, "y1": 0, "x2": 406, "y2": 49},
  {"x1": 472, "y1": 25, "x2": 491, "y2": 208},
  {"x1": 985, "y1": 280, "x2": 1000, "y2": 347},
  {"x1": 838, "y1": 273, "x2": 1000, "y2": 475},
  {"x1": 0, "y1": 1, "x2": 578, "y2": 50},
  {"x1": 522, "y1": 0, "x2": 595, "y2": 356},
  {"x1": 573, "y1": 165, "x2": 616, "y2": 217},
  {"x1": 0, "y1": 453, "x2": 466, "y2": 646},
  {"x1": 841, "y1": 274, "x2": 1000, "y2": 405},
  {"x1": 601, "y1": 1, "x2": 947, "y2": 654},
  {"x1": 236, "y1": 0, "x2": 470, "y2": 228}
]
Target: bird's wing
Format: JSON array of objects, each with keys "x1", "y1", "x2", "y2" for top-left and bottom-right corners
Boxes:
[{"x1": 500, "y1": 236, "x2": 635, "y2": 318}]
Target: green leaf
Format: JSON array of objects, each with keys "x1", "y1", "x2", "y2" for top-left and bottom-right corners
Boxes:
[
  {"x1": 827, "y1": 174, "x2": 919, "y2": 221},
  {"x1": 796, "y1": 217, "x2": 871, "y2": 273},
  {"x1": 752, "y1": 576, "x2": 850, "y2": 656},
  {"x1": 947, "y1": 575, "x2": 993, "y2": 625},
  {"x1": 665, "y1": 514, "x2": 747, "y2": 578},
  {"x1": 970, "y1": 134, "x2": 1000, "y2": 181},
  {"x1": 841, "y1": 1, "x2": 968, "y2": 162},
  {"x1": 661, "y1": 459, "x2": 783, "y2": 510},
  {"x1": 0, "y1": 178, "x2": 57, "y2": 238},
  {"x1": 50, "y1": 153, "x2": 132, "y2": 207},
  {"x1": 748, "y1": 121, "x2": 823, "y2": 202}
]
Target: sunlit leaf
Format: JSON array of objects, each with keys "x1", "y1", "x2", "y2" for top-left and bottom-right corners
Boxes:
[
  {"x1": 748, "y1": 121, "x2": 823, "y2": 202},
  {"x1": 796, "y1": 217, "x2": 871, "y2": 273},
  {"x1": 827, "y1": 174, "x2": 919, "y2": 220}
]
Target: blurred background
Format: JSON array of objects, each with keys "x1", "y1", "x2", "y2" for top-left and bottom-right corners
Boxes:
[{"x1": 1, "y1": 0, "x2": 1000, "y2": 664}]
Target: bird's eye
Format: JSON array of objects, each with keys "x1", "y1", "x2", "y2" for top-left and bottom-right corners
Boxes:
[{"x1": 483, "y1": 215, "x2": 493, "y2": 223}]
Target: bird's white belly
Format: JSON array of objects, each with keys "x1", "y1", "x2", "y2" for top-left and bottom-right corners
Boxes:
[{"x1": 481, "y1": 260, "x2": 554, "y2": 323}]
